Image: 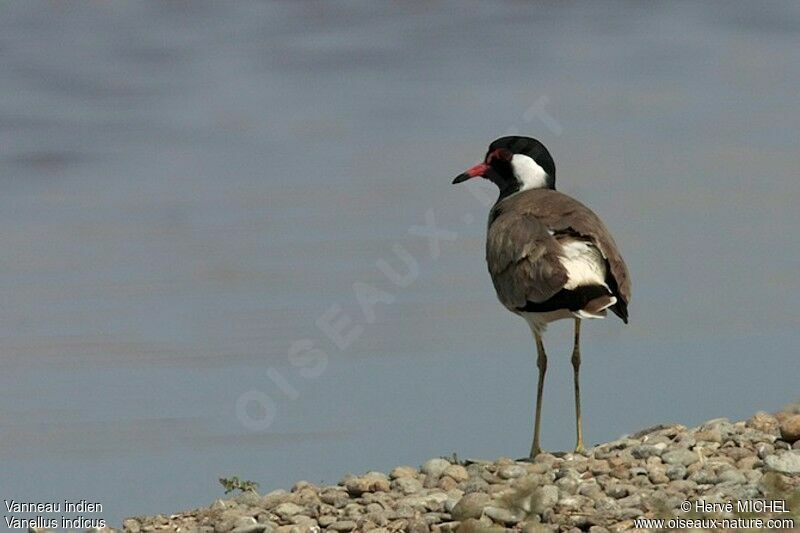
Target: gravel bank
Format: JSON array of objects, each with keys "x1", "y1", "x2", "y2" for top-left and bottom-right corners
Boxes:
[{"x1": 80, "y1": 403, "x2": 800, "y2": 532}]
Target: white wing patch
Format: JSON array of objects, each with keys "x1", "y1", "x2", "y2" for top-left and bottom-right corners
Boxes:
[
  {"x1": 560, "y1": 240, "x2": 609, "y2": 290},
  {"x1": 575, "y1": 296, "x2": 617, "y2": 319}
]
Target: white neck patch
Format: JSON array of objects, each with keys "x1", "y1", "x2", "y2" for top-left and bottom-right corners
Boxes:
[{"x1": 511, "y1": 153, "x2": 549, "y2": 191}]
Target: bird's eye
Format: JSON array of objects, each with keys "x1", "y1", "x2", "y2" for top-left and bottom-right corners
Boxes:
[{"x1": 487, "y1": 148, "x2": 512, "y2": 164}]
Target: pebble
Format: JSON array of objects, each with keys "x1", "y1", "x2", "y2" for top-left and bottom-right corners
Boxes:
[
  {"x1": 662, "y1": 448, "x2": 699, "y2": 466},
  {"x1": 438, "y1": 476, "x2": 459, "y2": 491},
  {"x1": 273, "y1": 502, "x2": 306, "y2": 519},
  {"x1": 530, "y1": 484, "x2": 559, "y2": 514},
  {"x1": 421, "y1": 458, "x2": 451, "y2": 479},
  {"x1": 262, "y1": 490, "x2": 290, "y2": 509},
  {"x1": 434, "y1": 521, "x2": 460, "y2": 533},
  {"x1": 689, "y1": 468, "x2": 718, "y2": 485},
  {"x1": 318, "y1": 515, "x2": 337, "y2": 527},
  {"x1": 233, "y1": 491, "x2": 263, "y2": 507},
  {"x1": 457, "y1": 518, "x2": 500, "y2": 533},
  {"x1": 594, "y1": 496, "x2": 619, "y2": 515},
  {"x1": 558, "y1": 495, "x2": 589, "y2": 511},
  {"x1": 121, "y1": 519, "x2": 141, "y2": 532},
  {"x1": 631, "y1": 444, "x2": 661, "y2": 459},
  {"x1": 747, "y1": 411, "x2": 780, "y2": 434},
  {"x1": 391, "y1": 466, "x2": 418, "y2": 479},
  {"x1": 231, "y1": 524, "x2": 267, "y2": 533},
  {"x1": 443, "y1": 464, "x2": 469, "y2": 482},
  {"x1": 764, "y1": 451, "x2": 800, "y2": 474},
  {"x1": 393, "y1": 476, "x2": 423, "y2": 494},
  {"x1": 718, "y1": 469, "x2": 747, "y2": 484},
  {"x1": 609, "y1": 466, "x2": 630, "y2": 480},
  {"x1": 647, "y1": 466, "x2": 669, "y2": 484},
  {"x1": 320, "y1": 489, "x2": 349, "y2": 507},
  {"x1": 605, "y1": 484, "x2": 631, "y2": 499},
  {"x1": 694, "y1": 427, "x2": 722, "y2": 443},
  {"x1": 233, "y1": 516, "x2": 258, "y2": 528},
  {"x1": 461, "y1": 477, "x2": 489, "y2": 494},
  {"x1": 588, "y1": 459, "x2": 611, "y2": 476},
  {"x1": 345, "y1": 474, "x2": 391, "y2": 496},
  {"x1": 498, "y1": 464, "x2": 526, "y2": 479},
  {"x1": 329, "y1": 520, "x2": 358, "y2": 531},
  {"x1": 554, "y1": 476, "x2": 578, "y2": 495},
  {"x1": 737, "y1": 456, "x2": 759, "y2": 470},
  {"x1": 118, "y1": 403, "x2": 800, "y2": 533},
  {"x1": 664, "y1": 465, "x2": 686, "y2": 481},
  {"x1": 618, "y1": 507, "x2": 644, "y2": 519},
  {"x1": 617, "y1": 492, "x2": 642, "y2": 509},
  {"x1": 451, "y1": 492, "x2": 490, "y2": 521},
  {"x1": 758, "y1": 443, "x2": 776, "y2": 459},
  {"x1": 483, "y1": 505, "x2": 524, "y2": 525},
  {"x1": 779, "y1": 414, "x2": 800, "y2": 443}
]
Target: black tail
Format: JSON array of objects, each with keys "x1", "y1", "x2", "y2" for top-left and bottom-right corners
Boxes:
[
  {"x1": 611, "y1": 298, "x2": 628, "y2": 324},
  {"x1": 518, "y1": 285, "x2": 614, "y2": 314}
]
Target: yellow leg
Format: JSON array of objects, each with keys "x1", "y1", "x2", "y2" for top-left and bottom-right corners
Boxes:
[
  {"x1": 530, "y1": 332, "x2": 547, "y2": 459},
  {"x1": 572, "y1": 319, "x2": 585, "y2": 453}
]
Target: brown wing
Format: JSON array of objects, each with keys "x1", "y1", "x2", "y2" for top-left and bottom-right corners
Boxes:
[
  {"x1": 496, "y1": 189, "x2": 632, "y2": 315},
  {"x1": 486, "y1": 207, "x2": 568, "y2": 311}
]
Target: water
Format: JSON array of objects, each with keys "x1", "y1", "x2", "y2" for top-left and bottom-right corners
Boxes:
[{"x1": 1, "y1": 1, "x2": 798, "y2": 527}]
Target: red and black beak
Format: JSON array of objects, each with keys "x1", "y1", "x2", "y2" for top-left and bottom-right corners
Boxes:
[{"x1": 452, "y1": 162, "x2": 489, "y2": 184}]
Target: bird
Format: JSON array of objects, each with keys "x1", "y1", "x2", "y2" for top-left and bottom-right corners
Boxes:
[{"x1": 452, "y1": 136, "x2": 631, "y2": 458}]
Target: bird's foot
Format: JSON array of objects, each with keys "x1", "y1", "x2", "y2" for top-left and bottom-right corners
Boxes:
[
  {"x1": 519, "y1": 447, "x2": 545, "y2": 462},
  {"x1": 574, "y1": 437, "x2": 587, "y2": 455}
]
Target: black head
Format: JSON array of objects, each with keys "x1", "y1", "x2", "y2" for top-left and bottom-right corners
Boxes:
[{"x1": 452, "y1": 136, "x2": 556, "y2": 199}]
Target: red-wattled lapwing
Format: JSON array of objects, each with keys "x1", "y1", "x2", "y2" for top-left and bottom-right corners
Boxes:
[{"x1": 452, "y1": 136, "x2": 631, "y2": 458}]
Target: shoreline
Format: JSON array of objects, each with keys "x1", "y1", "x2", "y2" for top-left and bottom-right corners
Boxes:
[{"x1": 42, "y1": 402, "x2": 800, "y2": 532}]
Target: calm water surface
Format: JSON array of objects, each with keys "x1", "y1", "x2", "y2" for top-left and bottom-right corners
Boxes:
[{"x1": 1, "y1": 1, "x2": 798, "y2": 526}]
